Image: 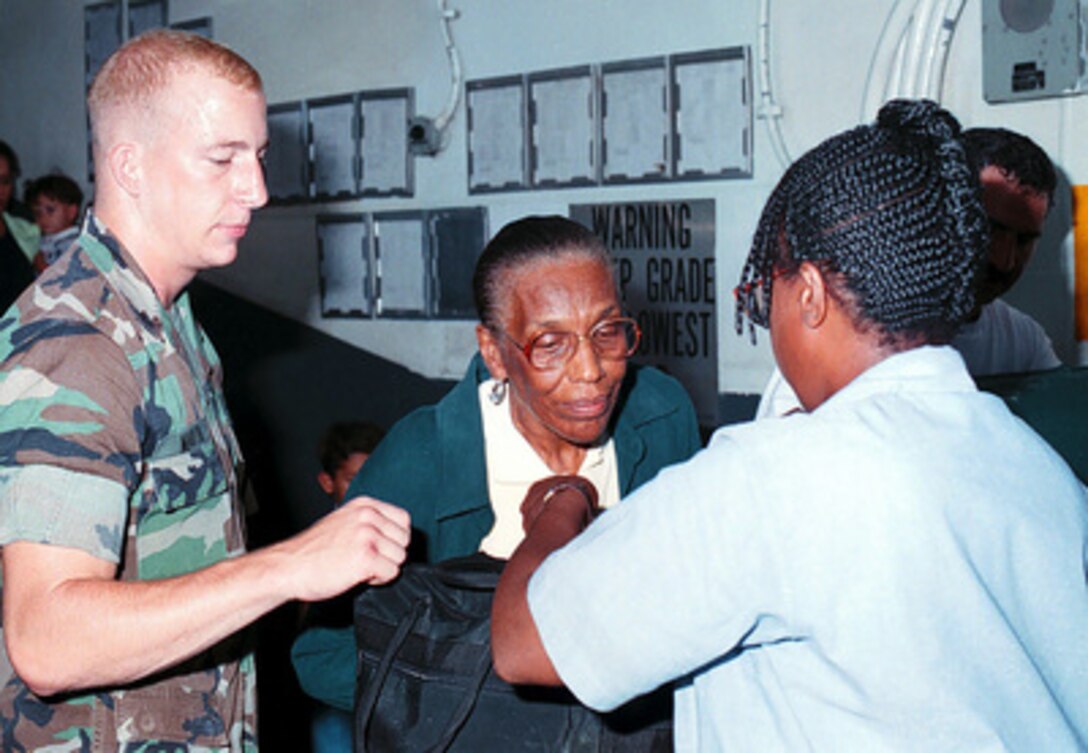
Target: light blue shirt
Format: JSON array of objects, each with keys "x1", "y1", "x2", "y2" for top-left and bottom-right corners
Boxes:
[{"x1": 530, "y1": 346, "x2": 1088, "y2": 752}]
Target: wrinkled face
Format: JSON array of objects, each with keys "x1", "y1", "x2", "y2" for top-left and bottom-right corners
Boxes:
[
  {"x1": 486, "y1": 255, "x2": 628, "y2": 448},
  {"x1": 0, "y1": 156, "x2": 13, "y2": 214},
  {"x1": 32, "y1": 196, "x2": 80, "y2": 236},
  {"x1": 977, "y1": 164, "x2": 1049, "y2": 305},
  {"x1": 139, "y1": 67, "x2": 268, "y2": 287}
]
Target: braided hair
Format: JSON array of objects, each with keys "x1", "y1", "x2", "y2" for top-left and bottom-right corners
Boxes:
[
  {"x1": 472, "y1": 215, "x2": 612, "y2": 330},
  {"x1": 735, "y1": 99, "x2": 989, "y2": 349}
]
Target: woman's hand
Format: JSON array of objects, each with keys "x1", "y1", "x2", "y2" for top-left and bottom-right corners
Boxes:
[
  {"x1": 494, "y1": 475, "x2": 599, "y2": 686},
  {"x1": 520, "y1": 475, "x2": 599, "y2": 535}
]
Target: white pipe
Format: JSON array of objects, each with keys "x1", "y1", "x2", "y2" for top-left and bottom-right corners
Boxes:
[
  {"x1": 888, "y1": 23, "x2": 912, "y2": 100},
  {"x1": 922, "y1": 0, "x2": 968, "y2": 101},
  {"x1": 902, "y1": 0, "x2": 937, "y2": 95},
  {"x1": 861, "y1": 0, "x2": 918, "y2": 119},
  {"x1": 917, "y1": 0, "x2": 954, "y2": 96},
  {"x1": 433, "y1": 0, "x2": 463, "y2": 145},
  {"x1": 916, "y1": 0, "x2": 944, "y2": 95},
  {"x1": 756, "y1": 0, "x2": 791, "y2": 169}
]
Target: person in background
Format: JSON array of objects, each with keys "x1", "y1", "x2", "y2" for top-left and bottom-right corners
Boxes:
[
  {"x1": 317, "y1": 421, "x2": 386, "y2": 507},
  {"x1": 0, "y1": 30, "x2": 409, "y2": 751},
  {"x1": 292, "y1": 215, "x2": 701, "y2": 745},
  {"x1": 26, "y1": 173, "x2": 84, "y2": 274},
  {"x1": 0, "y1": 140, "x2": 36, "y2": 312},
  {"x1": 491, "y1": 100, "x2": 1088, "y2": 751},
  {"x1": 308, "y1": 420, "x2": 386, "y2": 753},
  {"x1": 0, "y1": 143, "x2": 32, "y2": 223},
  {"x1": 755, "y1": 123, "x2": 1061, "y2": 418},
  {"x1": 952, "y1": 126, "x2": 1060, "y2": 376}
]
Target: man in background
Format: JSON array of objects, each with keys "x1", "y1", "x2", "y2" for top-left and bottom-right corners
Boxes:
[{"x1": 952, "y1": 126, "x2": 1061, "y2": 376}]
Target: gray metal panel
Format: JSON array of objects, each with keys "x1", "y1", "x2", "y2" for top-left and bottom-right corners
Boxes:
[
  {"x1": 266, "y1": 102, "x2": 308, "y2": 202},
  {"x1": 309, "y1": 94, "x2": 359, "y2": 199},
  {"x1": 528, "y1": 66, "x2": 597, "y2": 188},
  {"x1": 467, "y1": 75, "x2": 528, "y2": 193},
  {"x1": 601, "y1": 57, "x2": 669, "y2": 184},
  {"x1": 982, "y1": 0, "x2": 1082, "y2": 103},
  {"x1": 317, "y1": 214, "x2": 372, "y2": 318},
  {"x1": 671, "y1": 46, "x2": 752, "y2": 180},
  {"x1": 430, "y1": 208, "x2": 487, "y2": 319},
  {"x1": 374, "y1": 212, "x2": 428, "y2": 317},
  {"x1": 360, "y1": 89, "x2": 414, "y2": 197}
]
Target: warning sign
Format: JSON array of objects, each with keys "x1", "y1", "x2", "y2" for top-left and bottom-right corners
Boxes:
[{"x1": 570, "y1": 200, "x2": 718, "y2": 426}]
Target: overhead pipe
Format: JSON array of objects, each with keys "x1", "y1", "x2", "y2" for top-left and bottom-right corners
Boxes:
[{"x1": 756, "y1": 0, "x2": 793, "y2": 170}]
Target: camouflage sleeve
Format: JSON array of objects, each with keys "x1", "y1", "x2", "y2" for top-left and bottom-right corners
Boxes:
[{"x1": 0, "y1": 330, "x2": 142, "y2": 562}]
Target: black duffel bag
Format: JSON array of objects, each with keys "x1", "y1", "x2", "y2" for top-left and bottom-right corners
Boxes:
[{"x1": 353, "y1": 553, "x2": 672, "y2": 752}]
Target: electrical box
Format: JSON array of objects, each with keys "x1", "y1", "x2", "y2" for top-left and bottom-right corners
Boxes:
[{"x1": 982, "y1": 0, "x2": 1082, "y2": 103}]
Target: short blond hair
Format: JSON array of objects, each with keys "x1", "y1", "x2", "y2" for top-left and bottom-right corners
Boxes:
[{"x1": 88, "y1": 29, "x2": 263, "y2": 150}]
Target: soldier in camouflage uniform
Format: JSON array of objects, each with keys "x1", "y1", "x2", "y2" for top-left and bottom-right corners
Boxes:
[{"x1": 0, "y1": 29, "x2": 410, "y2": 752}]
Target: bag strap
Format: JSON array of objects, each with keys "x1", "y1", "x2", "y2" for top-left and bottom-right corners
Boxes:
[
  {"x1": 356, "y1": 597, "x2": 495, "y2": 753},
  {"x1": 357, "y1": 599, "x2": 424, "y2": 753},
  {"x1": 424, "y1": 640, "x2": 493, "y2": 753}
]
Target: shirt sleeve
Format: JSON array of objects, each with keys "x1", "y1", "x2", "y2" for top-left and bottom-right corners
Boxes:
[
  {"x1": 527, "y1": 435, "x2": 787, "y2": 712},
  {"x1": 0, "y1": 329, "x2": 142, "y2": 561}
]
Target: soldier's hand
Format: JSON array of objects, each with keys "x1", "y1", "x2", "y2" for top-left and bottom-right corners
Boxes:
[{"x1": 286, "y1": 496, "x2": 410, "y2": 602}]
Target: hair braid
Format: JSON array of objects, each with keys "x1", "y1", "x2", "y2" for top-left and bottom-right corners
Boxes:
[{"x1": 735, "y1": 99, "x2": 989, "y2": 348}]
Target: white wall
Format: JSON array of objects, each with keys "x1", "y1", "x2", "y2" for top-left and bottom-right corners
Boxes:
[{"x1": 1, "y1": 0, "x2": 1084, "y2": 393}]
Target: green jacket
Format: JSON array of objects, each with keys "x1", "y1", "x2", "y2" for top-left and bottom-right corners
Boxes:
[{"x1": 292, "y1": 353, "x2": 701, "y2": 710}]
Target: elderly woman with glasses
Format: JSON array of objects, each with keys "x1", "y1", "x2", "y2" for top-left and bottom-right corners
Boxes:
[{"x1": 292, "y1": 214, "x2": 701, "y2": 721}]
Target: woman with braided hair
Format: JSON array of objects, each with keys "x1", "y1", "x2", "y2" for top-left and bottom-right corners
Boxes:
[{"x1": 491, "y1": 100, "x2": 1088, "y2": 751}]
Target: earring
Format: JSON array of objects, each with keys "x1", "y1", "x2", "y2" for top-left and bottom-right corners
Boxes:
[{"x1": 489, "y1": 379, "x2": 508, "y2": 405}]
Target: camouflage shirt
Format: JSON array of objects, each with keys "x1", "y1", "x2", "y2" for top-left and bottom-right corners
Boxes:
[{"x1": 0, "y1": 212, "x2": 257, "y2": 752}]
